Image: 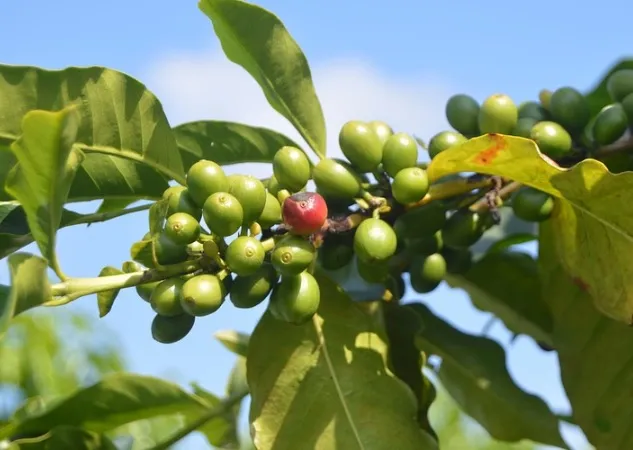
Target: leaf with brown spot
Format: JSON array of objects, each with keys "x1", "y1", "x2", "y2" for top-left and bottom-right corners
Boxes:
[
  {"x1": 427, "y1": 133, "x2": 633, "y2": 324},
  {"x1": 539, "y1": 221, "x2": 633, "y2": 449}
]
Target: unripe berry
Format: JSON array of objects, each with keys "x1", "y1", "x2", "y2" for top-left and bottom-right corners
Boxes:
[{"x1": 282, "y1": 192, "x2": 328, "y2": 236}]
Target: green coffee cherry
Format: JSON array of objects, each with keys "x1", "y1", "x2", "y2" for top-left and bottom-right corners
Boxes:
[
  {"x1": 154, "y1": 233, "x2": 189, "y2": 265},
  {"x1": 151, "y1": 313, "x2": 195, "y2": 344},
  {"x1": 512, "y1": 187, "x2": 555, "y2": 222},
  {"x1": 186, "y1": 160, "x2": 229, "y2": 207},
  {"x1": 428, "y1": 131, "x2": 467, "y2": 159},
  {"x1": 592, "y1": 103, "x2": 628, "y2": 146},
  {"x1": 391, "y1": 167, "x2": 429, "y2": 205},
  {"x1": 229, "y1": 265, "x2": 278, "y2": 309},
  {"x1": 266, "y1": 175, "x2": 282, "y2": 197},
  {"x1": 549, "y1": 87, "x2": 590, "y2": 133},
  {"x1": 162, "y1": 186, "x2": 202, "y2": 221},
  {"x1": 445, "y1": 94, "x2": 480, "y2": 136},
  {"x1": 269, "y1": 271, "x2": 320, "y2": 325},
  {"x1": 164, "y1": 212, "x2": 200, "y2": 246},
  {"x1": 258, "y1": 192, "x2": 283, "y2": 229},
  {"x1": 512, "y1": 117, "x2": 539, "y2": 138},
  {"x1": 203, "y1": 192, "x2": 244, "y2": 237},
  {"x1": 150, "y1": 278, "x2": 186, "y2": 317},
  {"x1": 225, "y1": 236, "x2": 265, "y2": 276},
  {"x1": 368, "y1": 120, "x2": 394, "y2": 146},
  {"x1": 478, "y1": 93, "x2": 518, "y2": 135},
  {"x1": 338, "y1": 120, "x2": 383, "y2": 172},
  {"x1": 317, "y1": 237, "x2": 354, "y2": 271},
  {"x1": 271, "y1": 235, "x2": 315, "y2": 276},
  {"x1": 354, "y1": 218, "x2": 397, "y2": 263},
  {"x1": 381, "y1": 132, "x2": 419, "y2": 177},
  {"x1": 356, "y1": 257, "x2": 389, "y2": 284},
  {"x1": 273, "y1": 146, "x2": 311, "y2": 192},
  {"x1": 622, "y1": 93, "x2": 633, "y2": 126},
  {"x1": 393, "y1": 202, "x2": 447, "y2": 241},
  {"x1": 530, "y1": 121, "x2": 572, "y2": 157},
  {"x1": 228, "y1": 174, "x2": 267, "y2": 225},
  {"x1": 441, "y1": 210, "x2": 486, "y2": 249},
  {"x1": 607, "y1": 69, "x2": 633, "y2": 102},
  {"x1": 410, "y1": 253, "x2": 446, "y2": 294},
  {"x1": 518, "y1": 101, "x2": 550, "y2": 122},
  {"x1": 312, "y1": 158, "x2": 362, "y2": 199},
  {"x1": 406, "y1": 230, "x2": 443, "y2": 255},
  {"x1": 180, "y1": 274, "x2": 227, "y2": 316}
]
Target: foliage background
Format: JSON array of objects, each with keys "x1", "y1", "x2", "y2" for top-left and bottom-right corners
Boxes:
[{"x1": 2, "y1": 0, "x2": 630, "y2": 448}]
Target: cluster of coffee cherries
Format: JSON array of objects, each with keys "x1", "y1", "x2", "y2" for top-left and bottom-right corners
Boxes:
[
  {"x1": 426, "y1": 68, "x2": 633, "y2": 223},
  {"x1": 121, "y1": 73, "x2": 633, "y2": 345}
]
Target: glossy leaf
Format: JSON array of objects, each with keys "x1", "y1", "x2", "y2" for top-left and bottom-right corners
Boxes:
[
  {"x1": 0, "y1": 202, "x2": 149, "y2": 261},
  {"x1": 584, "y1": 57, "x2": 633, "y2": 116},
  {"x1": 410, "y1": 303, "x2": 567, "y2": 448},
  {"x1": 247, "y1": 273, "x2": 438, "y2": 450},
  {"x1": 445, "y1": 251, "x2": 553, "y2": 346},
  {"x1": 190, "y1": 383, "x2": 239, "y2": 448},
  {"x1": 174, "y1": 121, "x2": 304, "y2": 169},
  {"x1": 0, "y1": 373, "x2": 210, "y2": 440},
  {"x1": 198, "y1": 0, "x2": 327, "y2": 157},
  {"x1": 383, "y1": 302, "x2": 437, "y2": 439},
  {"x1": 214, "y1": 329, "x2": 249, "y2": 357},
  {"x1": 539, "y1": 221, "x2": 633, "y2": 449},
  {"x1": 97, "y1": 266, "x2": 124, "y2": 318},
  {"x1": 5, "y1": 107, "x2": 83, "y2": 265},
  {"x1": 427, "y1": 133, "x2": 633, "y2": 324},
  {"x1": 0, "y1": 253, "x2": 51, "y2": 340},
  {"x1": 0, "y1": 64, "x2": 179, "y2": 202},
  {"x1": 12, "y1": 426, "x2": 118, "y2": 450}
]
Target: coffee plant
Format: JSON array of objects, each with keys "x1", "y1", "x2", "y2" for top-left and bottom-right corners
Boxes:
[{"x1": 2, "y1": 0, "x2": 633, "y2": 448}]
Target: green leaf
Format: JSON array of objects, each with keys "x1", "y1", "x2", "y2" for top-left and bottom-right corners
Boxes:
[
  {"x1": 247, "y1": 273, "x2": 438, "y2": 450},
  {"x1": 190, "y1": 383, "x2": 239, "y2": 448},
  {"x1": 95, "y1": 199, "x2": 138, "y2": 215},
  {"x1": 0, "y1": 373, "x2": 210, "y2": 440},
  {"x1": 383, "y1": 302, "x2": 437, "y2": 439},
  {"x1": 0, "y1": 64, "x2": 180, "y2": 202},
  {"x1": 427, "y1": 133, "x2": 633, "y2": 324},
  {"x1": 12, "y1": 426, "x2": 118, "y2": 450},
  {"x1": 445, "y1": 251, "x2": 553, "y2": 346},
  {"x1": 148, "y1": 199, "x2": 169, "y2": 237},
  {"x1": 409, "y1": 303, "x2": 567, "y2": 448},
  {"x1": 485, "y1": 232, "x2": 537, "y2": 254},
  {"x1": 174, "y1": 121, "x2": 304, "y2": 169},
  {"x1": 214, "y1": 330, "x2": 250, "y2": 357},
  {"x1": 5, "y1": 107, "x2": 84, "y2": 269},
  {"x1": 584, "y1": 57, "x2": 633, "y2": 116},
  {"x1": 97, "y1": 266, "x2": 124, "y2": 318},
  {"x1": 0, "y1": 253, "x2": 51, "y2": 340},
  {"x1": 198, "y1": 0, "x2": 327, "y2": 158},
  {"x1": 539, "y1": 221, "x2": 633, "y2": 449},
  {"x1": 0, "y1": 201, "x2": 150, "y2": 261}
]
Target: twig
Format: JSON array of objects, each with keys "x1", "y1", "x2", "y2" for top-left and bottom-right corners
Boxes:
[{"x1": 147, "y1": 387, "x2": 249, "y2": 450}]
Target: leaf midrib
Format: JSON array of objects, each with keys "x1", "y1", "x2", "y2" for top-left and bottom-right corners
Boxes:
[{"x1": 311, "y1": 315, "x2": 365, "y2": 450}]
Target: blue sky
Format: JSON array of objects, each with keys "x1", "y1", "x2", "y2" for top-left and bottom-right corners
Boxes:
[{"x1": 3, "y1": 0, "x2": 632, "y2": 448}]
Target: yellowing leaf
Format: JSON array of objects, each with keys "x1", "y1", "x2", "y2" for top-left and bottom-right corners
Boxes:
[
  {"x1": 427, "y1": 133, "x2": 633, "y2": 324},
  {"x1": 539, "y1": 222, "x2": 633, "y2": 450}
]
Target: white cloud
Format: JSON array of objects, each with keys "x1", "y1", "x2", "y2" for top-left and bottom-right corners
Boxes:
[{"x1": 143, "y1": 48, "x2": 456, "y2": 177}]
